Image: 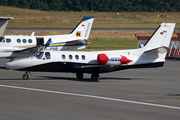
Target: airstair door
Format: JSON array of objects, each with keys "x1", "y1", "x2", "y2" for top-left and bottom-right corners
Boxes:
[{"x1": 36, "y1": 37, "x2": 44, "y2": 46}]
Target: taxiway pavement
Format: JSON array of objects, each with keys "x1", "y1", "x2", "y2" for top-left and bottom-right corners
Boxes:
[{"x1": 0, "y1": 58, "x2": 180, "y2": 120}]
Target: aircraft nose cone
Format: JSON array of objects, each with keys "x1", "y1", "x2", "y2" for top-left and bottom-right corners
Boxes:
[
  {"x1": 5, "y1": 61, "x2": 19, "y2": 70},
  {"x1": 5, "y1": 62, "x2": 12, "y2": 69}
]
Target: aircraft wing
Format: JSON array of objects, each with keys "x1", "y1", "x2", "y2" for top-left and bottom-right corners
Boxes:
[
  {"x1": 13, "y1": 45, "x2": 42, "y2": 54},
  {"x1": 81, "y1": 65, "x2": 102, "y2": 68},
  {"x1": 14, "y1": 38, "x2": 51, "y2": 54}
]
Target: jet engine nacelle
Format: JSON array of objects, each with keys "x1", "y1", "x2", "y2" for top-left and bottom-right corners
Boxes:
[{"x1": 97, "y1": 53, "x2": 132, "y2": 66}]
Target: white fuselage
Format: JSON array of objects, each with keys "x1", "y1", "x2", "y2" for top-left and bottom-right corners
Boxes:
[{"x1": 5, "y1": 47, "x2": 166, "y2": 71}]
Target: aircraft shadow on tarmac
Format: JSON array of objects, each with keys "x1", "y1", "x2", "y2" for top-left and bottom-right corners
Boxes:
[
  {"x1": 0, "y1": 74, "x2": 141, "y2": 81},
  {"x1": 37, "y1": 76, "x2": 100, "y2": 82},
  {"x1": 166, "y1": 94, "x2": 180, "y2": 97},
  {"x1": 0, "y1": 67, "x2": 7, "y2": 70},
  {"x1": 36, "y1": 76, "x2": 140, "y2": 82}
]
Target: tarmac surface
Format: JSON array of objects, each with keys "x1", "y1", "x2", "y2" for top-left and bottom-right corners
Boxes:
[{"x1": 0, "y1": 58, "x2": 180, "y2": 120}]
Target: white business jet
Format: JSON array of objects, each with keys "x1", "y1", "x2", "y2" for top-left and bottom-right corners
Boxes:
[
  {"x1": 6, "y1": 23, "x2": 175, "y2": 80},
  {"x1": 0, "y1": 16, "x2": 94, "y2": 59}
]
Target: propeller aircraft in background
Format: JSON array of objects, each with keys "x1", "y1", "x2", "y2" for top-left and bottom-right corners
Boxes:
[{"x1": 0, "y1": 16, "x2": 94, "y2": 60}]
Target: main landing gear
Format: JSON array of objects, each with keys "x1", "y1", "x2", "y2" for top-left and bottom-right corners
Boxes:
[
  {"x1": 22, "y1": 71, "x2": 31, "y2": 80},
  {"x1": 76, "y1": 72, "x2": 99, "y2": 81},
  {"x1": 76, "y1": 72, "x2": 83, "y2": 79},
  {"x1": 91, "y1": 74, "x2": 99, "y2": 81}
]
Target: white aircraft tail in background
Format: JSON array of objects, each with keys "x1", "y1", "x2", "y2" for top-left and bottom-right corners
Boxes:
[
  {"x1": 70, "y1": 16, "x2": 94, "y2": 40},
  {"x1": 0, "y1": 17, "x2": 13, "y2": 36}
]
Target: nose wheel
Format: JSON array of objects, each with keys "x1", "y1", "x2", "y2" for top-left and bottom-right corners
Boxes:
[{"x1": 22, "y1": 71, "x2": 30, "y2": 80}]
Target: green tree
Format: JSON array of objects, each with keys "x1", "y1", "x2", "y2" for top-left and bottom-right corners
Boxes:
[{"x1": 0, "y1": 0, "x2": 180, "y2": 12}]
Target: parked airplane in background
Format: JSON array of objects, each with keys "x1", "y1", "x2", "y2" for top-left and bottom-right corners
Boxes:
[
  {"x1": 0, "y1": 17, "x2": 13, "y2": 36},
  {"x1": 0, "y1": 16, "x2": 94, "y2": 59},
  {"x1": 6, "y1": 23, "x2": 175, "y2": 80}
]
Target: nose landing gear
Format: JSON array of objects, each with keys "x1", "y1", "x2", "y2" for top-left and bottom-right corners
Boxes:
[{"x1": 22, "y1": 71, "x2": 31, "y2": 80}]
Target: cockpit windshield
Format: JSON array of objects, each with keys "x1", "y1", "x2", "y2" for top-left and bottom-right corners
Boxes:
[
  {"x1": 31, "y1": 52, "x2": 44, "y2": 59},
  {"x1": 0, "y1": 37, "x2": 5, "y2": 43}
]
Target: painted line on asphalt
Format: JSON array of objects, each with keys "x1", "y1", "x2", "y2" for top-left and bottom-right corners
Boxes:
[{"x1": 0, "y1": 84, "x2": 180, "y2": 110}]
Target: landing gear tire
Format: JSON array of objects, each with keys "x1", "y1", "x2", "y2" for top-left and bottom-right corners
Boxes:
[
  {"x1": 76, "y1": 72, "x2": 83, "y2": 79},
  {"x1": 22, "y1": 74, "x2": 29, "y2": 80},
  {"x1": 91, "y1": 74, "x2": 98, "y2": 81}
]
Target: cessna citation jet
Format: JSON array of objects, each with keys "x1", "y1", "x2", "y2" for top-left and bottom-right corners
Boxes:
[
  {"x1": 0, "y1": 16, "x2": 94, "y2": 59},
  {"x1": 6, "y1": 23, "x2": 175, "y2": 80}
]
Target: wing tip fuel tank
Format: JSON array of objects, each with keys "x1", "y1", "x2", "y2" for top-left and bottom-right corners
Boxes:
[
  {"x1": 97, "y1": 53, "x2": 108, "y2": 65},
  {"x1": 120, "y1": 56, "x2": 133, "y2": 64}
]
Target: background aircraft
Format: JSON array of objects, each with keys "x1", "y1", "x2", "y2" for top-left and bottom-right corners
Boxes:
[
  {"x1": 6, "y1": 23, "x2": 175, "y2": 80},
  {"x1": 0, "y1": 16, "x2": 94, "y2": 59},
  {"x1": 0, "y1": 17, "x2": 13, "y2": 36}
]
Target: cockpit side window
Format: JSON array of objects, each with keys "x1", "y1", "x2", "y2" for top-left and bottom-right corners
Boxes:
[
  {"x1": 45, "y1": 52, "x2": 51, "y2": 59},
  {"x1": 0, "y1": 37, "x2": 5, "y2": 43},
  {"x1": 36, "y1": 52, "x2": 44, "y2": 59}
]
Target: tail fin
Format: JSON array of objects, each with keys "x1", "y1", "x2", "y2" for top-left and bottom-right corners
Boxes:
[
  {"x1": 0, "y1": 17, "x2": 13, "y2": 36},
  {"x1": 143, "y1": 23, "x2": 175, "y2": 52},
  {"x1": 70, "y1": 16, "x2": 94, "y2": 40},
  {"x1": 139, "y1": 23, "x2": 176, "y2": 63}
]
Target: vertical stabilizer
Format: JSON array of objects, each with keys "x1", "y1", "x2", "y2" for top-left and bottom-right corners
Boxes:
[
  {"x1": 0, "y1": 17, "x2": 13, "y2": 36},
  {"x1": 70, "y1": 16, "x2": 94, "y2": 40},
  {"x1": 144, "y1": 23, "x2": 175, "y2": 52},
  {"x1": 139, "y1": 23, "x2": 176, "y2": 62}
]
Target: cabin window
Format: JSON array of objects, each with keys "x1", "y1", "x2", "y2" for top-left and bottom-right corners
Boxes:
[
  {"x1": 28, "y1": 39, "x2": 32, "y2": 43},
  {"x1": 69, "y1": 55, "x2": 73, "y2": 59},
  {"x1": 0, "y1": 37, "x2": 5, "y2": 43},
  {"x1": 75, "y1": 55, "x2": 79, "y2": 60},
  {"x1": 6, "y1": 38, "x2": 11, "y2": 43},
  {"x1": 82, "y1": 55, "x2": 85, "y2": 60},
  {"x1": 62, "y1": 54, "x2": 65, "y2": 59},
  {"x1": 45, "y1": 52, "x2": 51, "y2": 59},
  {"x1": 23, "y1": 39, "x2": 27, "y2": 43},
  {"x1": 17, "y1": 39, "x2": 21, "y2": 43}
]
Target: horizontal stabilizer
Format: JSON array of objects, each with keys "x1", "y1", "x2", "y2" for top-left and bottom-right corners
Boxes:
[{"x1": 65, "y1": 39, "x2": 90, "y2": 46}]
